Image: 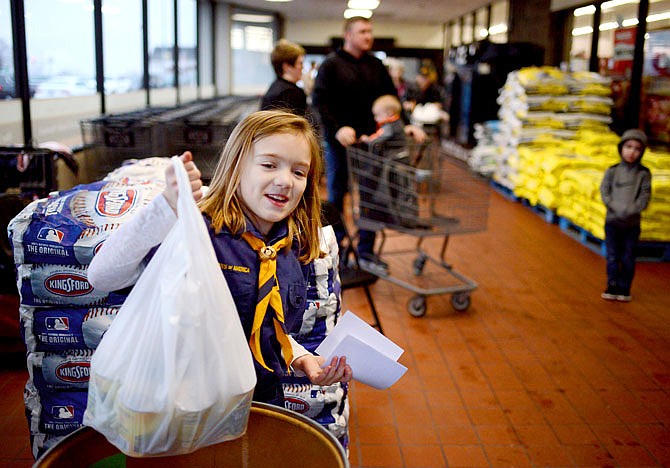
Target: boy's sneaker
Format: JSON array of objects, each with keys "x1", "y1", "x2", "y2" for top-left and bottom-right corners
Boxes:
[
  {"x1": 601, "y1": 287, "x2": 618, "y2": 301},
  {"x1": 616, "y1": 292, "x2": 632, "y2": 302},
  {"x1": 358, "y1": 253, "x2": 389, "y2": 275}
]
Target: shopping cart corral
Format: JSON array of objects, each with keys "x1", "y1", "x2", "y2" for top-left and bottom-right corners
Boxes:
[{"x1": 346, "y1": 141, "x2": 490, "y2": 316}]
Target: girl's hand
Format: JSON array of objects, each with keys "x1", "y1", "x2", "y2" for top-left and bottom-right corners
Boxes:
[
  {"x1": 164, "y1": 151, "x2": 203, "y2": 214},
  {"x1": 293, "y1": 354, "x2": 353, "y2": 386}
]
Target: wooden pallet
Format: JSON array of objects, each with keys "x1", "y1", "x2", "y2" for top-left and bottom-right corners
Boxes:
[{"x1": 558, "y1": 217, "x2": 670, "y2": 262}]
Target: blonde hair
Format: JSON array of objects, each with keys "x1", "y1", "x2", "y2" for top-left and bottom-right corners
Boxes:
[
  {"x1": 198, "y1": 110, "x2": 323, "y2": 263},
  {"x1": 373, "y1": 94, "x2": 402, "y2": 116},
  {"x1": 270, "y1": 39, "x2": 305, "y2": 78}
]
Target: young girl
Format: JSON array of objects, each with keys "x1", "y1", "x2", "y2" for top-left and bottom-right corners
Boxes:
[{"x1": 87, "y1": 110, "x2": 352, "y2": 406}]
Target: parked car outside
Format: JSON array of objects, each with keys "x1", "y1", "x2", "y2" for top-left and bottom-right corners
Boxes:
[
  {"x1": 33, "y1": 75, "x2": 96, "y2": 99},
  {"x1": 0, "y1": 72, "x2": 37, "y2": 99}
]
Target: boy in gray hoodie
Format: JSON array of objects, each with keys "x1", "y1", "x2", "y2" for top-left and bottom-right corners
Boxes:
[{"x1": 599, "y1": 129, "x2": 652, "y2": 302}]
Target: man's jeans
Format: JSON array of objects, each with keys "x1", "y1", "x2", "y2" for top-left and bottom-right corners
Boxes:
[{"x1": 324, "y1": 140, "x2": 377, "y2": 256}]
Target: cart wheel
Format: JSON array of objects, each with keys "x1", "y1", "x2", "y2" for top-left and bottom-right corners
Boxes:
[
  {"x1": 450, "y1": 293, "x2": 471, "y2": 312},
  {"x1": 407, "y1": 296, "x2": 427, "y2": 317},
  {"x1": 412, "y1": 255, "x2": 427, "y2": 276}
]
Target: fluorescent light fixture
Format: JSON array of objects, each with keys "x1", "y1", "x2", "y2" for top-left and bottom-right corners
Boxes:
[
  {"x1": 344, "y1": 8, "x2": 373, "y2": 18},
  {"x1": 231, "y1": 13, "x2": 274, "y2": 23},
  {"x1": 348, "y1": 0, "x2": 380, "y2": 9},
  {"x1": 576, "y1": 11, "x2": 669, "y2": 35},
  {"x1": 479, "y1": 28, "x2": 489, "y2": 38},
  {"x1": 574, "y1": 5, "x2": 596, "y2": 16},
  {"x1": 648, "y1": 12, "x2": 670, "y2": 22},
  {"x1": 599, "y1": 21, "x2": 619, "y2": 30},
  {"x1": 488, "y1": 23, "x2": 507, "y2": 35},
  {"x1": 572, "y1": 26, "x2": 594, "y2": 35}
]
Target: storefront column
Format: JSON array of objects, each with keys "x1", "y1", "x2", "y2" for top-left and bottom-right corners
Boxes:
[
  {"x1": 508, "y1": 0, "x2": 552, "y2": 65},
  {"x1": 625, "y1": 0, "x2": 649, "y2": 129}
]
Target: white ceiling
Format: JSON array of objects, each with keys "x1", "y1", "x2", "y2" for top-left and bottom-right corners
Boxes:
[{"x1": 228, "y1": 0, "x2": 493, "y2": 25}]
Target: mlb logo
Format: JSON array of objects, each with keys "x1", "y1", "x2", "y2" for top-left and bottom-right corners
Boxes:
[
  {"x1": 45, "y1": 317, "x2": 69, "y2": 331},
  {"x1": 52, "y1": 405, "x2": 74, "y2": 420},
  {"x1": 37, "y1": 228, "x2": 64, "y2": 243}
]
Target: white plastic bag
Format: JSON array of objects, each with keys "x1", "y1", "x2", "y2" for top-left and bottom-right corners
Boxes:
[{"x1": 84, "y1": 157, "x2": 256, "y2": 457}]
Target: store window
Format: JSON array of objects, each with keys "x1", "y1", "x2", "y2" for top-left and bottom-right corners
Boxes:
[
  {"x1": 197, "y1": 0, "x2": 213, "y2": 97},
  {"x1": 475, "y1": 7, "x2": 489, "y2": 42},
  {"x1": 25, "y1": 0, "x2": 100, "y2": 146},
  {"x1": 230, "y1": 9, "x2": 276, "y2": 95},
  {"x1": 148, "y1": 0, "x2": 176, "y2": 105},
  {"x1": 462, "y1": 13, "x2": 474, "y2": 45},
  {"x1": 489, "y1": 0, "x2": 508, "y2": 43},
  {"x1": 644, "y1": 0, "x2": 670, "y2": 144},
  {"x1": 178, "y1": 0, "x2": 197, "y2": 101},
  {"x1": 0, "y1": 0, "x2": 15, "y2": 99},
  {"x1": 103, "y1": 0, "x2": 144, "y2": 113},
  {"x1": 451, "y1": 20, "x2": 461, "y2": 47},
  {"x1": 570, "y1": 0, "x2": 670, "y2": 140},
  {"x1": 0, "y1": 0, "x2": 21, "y2": 145},
  {"x1": 26, "y1": 0, "x2": 96, "y2": 99}
]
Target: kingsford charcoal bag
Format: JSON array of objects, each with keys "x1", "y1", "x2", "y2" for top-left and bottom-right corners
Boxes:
[{"x1": 84, "y1": 157, "x2": 256, "y2": 457}]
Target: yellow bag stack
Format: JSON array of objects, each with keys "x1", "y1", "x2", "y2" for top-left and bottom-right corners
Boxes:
[{"x1": 480, "y1": 65, "x2": 670, "y2": 246}]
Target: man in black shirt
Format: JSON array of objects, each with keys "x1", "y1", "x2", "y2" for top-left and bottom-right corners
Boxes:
[{"x1": 313, "y1": 16, "x2": 424, "y2": 273}]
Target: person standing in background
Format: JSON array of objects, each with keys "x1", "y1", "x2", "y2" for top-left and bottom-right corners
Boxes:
[
  {"x1": 301, "y1": 60, "x2": 318, "y2": 100},
  {"x1": 386, "y1": 58, "x2": 412, "y2": 109},
  {"x1": 261, "y1": 39, "x2": 308, "y2": 117},
  {"x1": 599, "y1": 129, "x2": 652, "y2": 302},
  {"x1": 312, "y1": 16, "x2": 424, "y2": 273}
]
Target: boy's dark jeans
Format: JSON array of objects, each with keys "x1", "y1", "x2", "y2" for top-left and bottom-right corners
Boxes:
[{"x1": 604, "y1": 222, "x2": 641, "y2": 294}]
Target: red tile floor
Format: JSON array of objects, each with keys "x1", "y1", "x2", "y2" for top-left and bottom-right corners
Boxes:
[{"x1": 2, "y1": 188, "x2": 669, "y2": 467}]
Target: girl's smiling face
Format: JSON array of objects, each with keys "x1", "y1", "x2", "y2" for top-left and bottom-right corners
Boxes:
[{"x1": 237, "y1": 132, "x2": 311, "y2": 235}]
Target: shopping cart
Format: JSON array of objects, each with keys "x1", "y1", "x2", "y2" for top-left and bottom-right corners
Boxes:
[{"x1": 346, "y1": 140, "x2": 489, "y2": 316}]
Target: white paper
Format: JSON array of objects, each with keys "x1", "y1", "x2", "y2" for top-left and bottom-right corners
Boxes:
[{"x1": 316, "y1": 311, "x2": 407, "y2": 389}]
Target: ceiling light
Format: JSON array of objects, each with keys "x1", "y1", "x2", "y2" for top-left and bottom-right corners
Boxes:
[
  {"x1": 348, "y1": 0, "x2": 380, "y2": 9},
  {"x1": 231, "y1": 13, "x2": 274, "y2": 23},
  {"x1": 572, "y1": 26, "x2": 594, "y2": 35},
  {"x1": 344, "y1": 9, "x2": 373, "y2": 18},
  {"x1": 599, "y1": 21, "x2": 619, "y2": 30},
  {"x1": 648, "y1": 12, "x2": 670, "y2": 22},
  {"x1": 488, "y1": 23, "x2": 507, "y2": 35},
  {"x1": 574, "y1": 5, "x2": 596, "y2": 16}
]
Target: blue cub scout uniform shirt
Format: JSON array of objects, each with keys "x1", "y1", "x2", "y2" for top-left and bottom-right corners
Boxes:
[{"x1": 205, "y1": 216, "x2": 308, "y2": 405}]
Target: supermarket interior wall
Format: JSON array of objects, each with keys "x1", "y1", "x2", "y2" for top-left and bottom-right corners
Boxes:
[{"x1": 285, "y1": 19, "x2": 445, "y2": 49}]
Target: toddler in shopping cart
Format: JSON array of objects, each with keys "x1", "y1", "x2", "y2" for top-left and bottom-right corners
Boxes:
[
  {"x1": 356, "y1": 94, "x2": 426, "y2": 266},
  {"x1": 360, "y1": 94, "x2": 407, "y2": 155}
]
